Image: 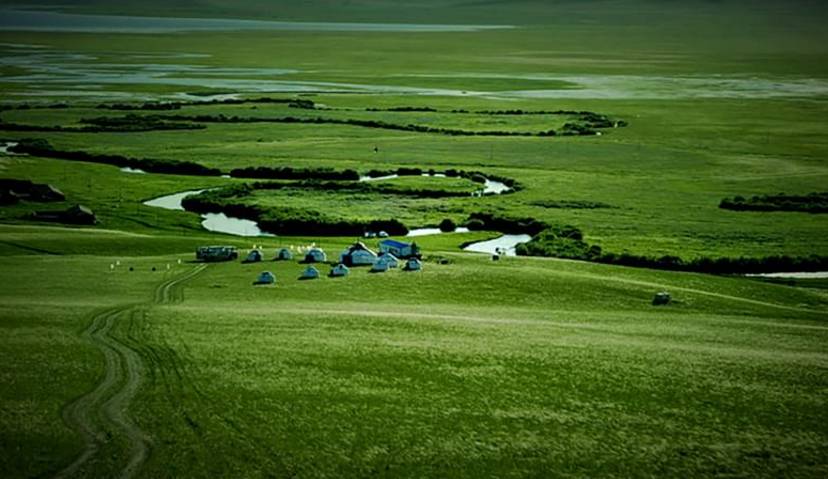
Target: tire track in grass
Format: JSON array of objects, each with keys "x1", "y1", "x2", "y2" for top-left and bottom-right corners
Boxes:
[{"x1": 56, "y1": 264, "x2": 206, "y2": 479}]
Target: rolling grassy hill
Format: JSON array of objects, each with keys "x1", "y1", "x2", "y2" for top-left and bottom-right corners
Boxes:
[{"x1": 1, "y1": 1, "x2": 827, "y2": 477}]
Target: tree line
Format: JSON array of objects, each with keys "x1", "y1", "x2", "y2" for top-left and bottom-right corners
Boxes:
[
  {"x1": 720, "y1": 192, "x2": 828, "y2": 214},
  {"x1": 10, "y1": 139, "x2": 222, "y2": 177}
]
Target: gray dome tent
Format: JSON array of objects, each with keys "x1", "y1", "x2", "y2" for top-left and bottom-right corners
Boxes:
[
  {"x1": 253, "y1": 271, "x2": 276, "y2": 285},
  {"x1": 404, "y1": 258, "x2": 422, "y2": 272},
  {"x1": 300, "y1": 265, "x2": 320, "y2": 280},
  {"x1": 244, "y1": 249, "x2": 263, "y2": 263},
  {"x1": 304, "y1": 247, "x2": 327, "y2": 263},
  {"x1": 274, "y1": 248, "x2": 293, "y2": 261},
  {"x1": 330, "y1": 264, "x2": 350, "y2": 277}
]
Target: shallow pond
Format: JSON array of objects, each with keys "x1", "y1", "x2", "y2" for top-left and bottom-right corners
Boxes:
[
  {"x1": 462, "y1": 234, "x2": 532, "y2": 256},
  {"x1": 0, "y1": 142, "x2": 20, "y2": 155},
  {"x1": 143, "y1": 189, "x2": 272, "y2": 237},
  {"x1": 407, "y1": 227, "x2": 470, "y2": 237},
  {"x1": 360, "y1": 173, "x2": 512, "y2": 195},
  {"x1": 746, "y1": 271, "x2": 828, "y2": 279}
]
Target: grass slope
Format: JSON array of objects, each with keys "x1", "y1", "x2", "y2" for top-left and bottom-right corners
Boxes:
[{"x1": 1, "y1": 230, "x2": 826, "y2": 477}]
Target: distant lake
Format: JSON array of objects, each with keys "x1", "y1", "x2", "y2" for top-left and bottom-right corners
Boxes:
[{"x1": 0, "y1": 9, "x2": 513, "y2": 33}]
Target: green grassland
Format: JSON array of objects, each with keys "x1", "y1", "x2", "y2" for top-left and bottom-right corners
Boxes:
[
  {"x1": 1, "y1": 0, "x2": 828, "y2": 477},
  {"x1": 1, "y1": 233, "x2": 827, "y2": 477}
]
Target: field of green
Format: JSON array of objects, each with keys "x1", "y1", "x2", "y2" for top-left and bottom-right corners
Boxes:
[{"x1": 1, "y1": 1, "x2": 828, "y2": 477}]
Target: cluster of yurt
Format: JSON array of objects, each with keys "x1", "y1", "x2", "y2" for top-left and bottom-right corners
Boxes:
[{"x1": 247, "y1": 239, "x2": 423, "y2": 285}]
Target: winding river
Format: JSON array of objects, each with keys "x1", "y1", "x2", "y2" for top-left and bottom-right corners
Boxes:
[
  {"x1": 143, "y1": 189, "x2": 273, "y2": 237},
  {"x1": 142, "y1": 175, "x2": 526, "y2": 253}
]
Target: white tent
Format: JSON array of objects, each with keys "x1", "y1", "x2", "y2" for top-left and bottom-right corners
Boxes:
[
  {"x1": 304, "y1": 248, "x2": 327, "y2": 263},
  {"x1": 253, "y1": 271, "x2": 276, "y2": 285},
  {"x1": 404, "y1": 258, "x2": 422, "y2": 272},
  {"x1": 339, "y1": 242, "x2": 377, "y2": 266},
  {"x1": 301, "y1": 265, "x2": 320, "y2": 280},
  {"x1": 274, "y1": 248, "x2": 293, "y2": 261},
  {"x1": 330, "y1": 264, "x2": 350, "y2": 277},
  {"x1": 244, "y1": 249, "x2": 263, "y2": 263}
]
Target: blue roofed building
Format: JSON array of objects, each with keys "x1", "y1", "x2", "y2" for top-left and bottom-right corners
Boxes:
[{"x1": 378, "y1": 239, "x2": 420, "y2": 259}]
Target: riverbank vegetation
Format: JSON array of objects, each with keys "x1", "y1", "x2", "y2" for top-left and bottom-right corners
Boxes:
[{"x1": 720, "y1": 192, "x2": 828, "y2": 213}]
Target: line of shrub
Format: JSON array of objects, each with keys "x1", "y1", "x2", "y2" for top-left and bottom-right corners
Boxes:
[
  {"x1": 95, "y1": 97, "x2": 317, "y2": 111},
  {"x1": 230, "y1": 166, "x2": 360, "y2": 181},
  {"x1": 530, "y1": 199, "x2": 615, "y2": 209},
  {"x1": 149, "y1": 114, "x2": 594, "y2": 137},
  {"x1": 514, "y1": 225, "x2": 828, "y2": 274},
  {"x1": 9, "y1": 139, "x2": 222, "y2": 177},
  {"x1": 463, "y1": 212, "x2": 550, "y2": 235},
  {"x1": 366, "y1": 106, "x2": 627, "y2": 126},
  {"x1": 720, "y1": 192, "x2": 828, "y2": 214},
  {"x1": 78, "y1": 114, "x2": 205, "y2": 131},
  {"x1": 181, "y1": 187, "x2": 408, "y2": 236},
  {"x1": 0, "y1": 116, "x2": 203, "y2": 133},
  {"x1": 251, "y1": 180, "x2": 474, "y2": 198}
]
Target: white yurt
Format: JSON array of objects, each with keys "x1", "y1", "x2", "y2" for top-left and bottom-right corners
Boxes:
[
  {"x1": 301, "y1": 265, "x2": 320, "y2": 280},
  {"x1": 404, "y1": 258, "x2": 422, "y2": 272},
  {"x1": 253, "y1": 271, "x2": 276, "y2": 285},
  {"x1": 244, "y1": 249, "x2": 263, "y2": 263},
  {"x1": 304, "y1": 247, "x2": 327, "y2": 263},
  {"x1": 339, "y1": 241, "x2": 377, "y2": 266},
  {"x1": 330, "y1": 263, "x2": 350, "y2": 277}
]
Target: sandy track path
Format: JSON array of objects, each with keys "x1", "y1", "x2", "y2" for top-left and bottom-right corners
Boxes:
[{"x1": 56, "y1": 264, "x2": 207, "y2": 479}]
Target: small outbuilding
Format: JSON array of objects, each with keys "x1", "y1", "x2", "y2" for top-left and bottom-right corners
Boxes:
[
  {"x1": 304, "y1": 247, "x2": 327, "y2": 263},
  {"x1": 339, "y1": 241, "x2": 377, "y2": 266},
  {"x1": 243, "y1": 249, "x2": 263, "y2": 263},
  {"x1": 300, "y1": 265, "x2": 320, "y2": 280},
  {"x1": 376, "y1": 252, "x2": 399, "y2": 269},
  {"x1": 329, "y1": 263, "x2": 350, "y2": 277},
  {"x1": 274, "y1": 248, "x2": 293, "y2": 261},
  {"x1": 196, "y1": 245, "x2": 238, "y2": 262},
  {"x1": 652, "y1": 292, "x2": 672, "y2": 306},
  {"x1": 403, "y1": 258, "x2": 422, "y2": 272},
  {"x1": 253, "y1": 271, "x2": 276, "y2": 285}
]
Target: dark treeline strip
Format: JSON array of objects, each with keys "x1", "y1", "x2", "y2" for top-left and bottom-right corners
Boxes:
[
  {"x1": 9, "y1": 139, "x2": 222, "y2": 177},
  {"x1": 530, "y1": 200, "x2": 615, "y2": 209},
  {"x1": 251, "y1": 180, "x2": 473, "y2": 199},
  {"x1": 0, "y1": 117, "x2": 204, "y2": 133},
  {"x1": 367, "y1": 107, "x2": 438, "y2": 112},
  {"x1": 463, "y1": 212, "x2": 550, "y2": 235},
  {"x1": 78, "y1": 114, "x2": 205, "y2": 131},
  {"x1": 95, "y1": 97, "x2": 317, "y2": 111},
  {"x1": 720, "y1": 192, "x2": 828, "y2": 214},
  {"x1": 181, "y1": 187, "x2": 408, "y2": 236},
  {"x1": 0, "y1": 102, "x2": 70, "y2": 111},
  {"x1": 514, "y1": 224, "x2": 828, "y2": 275},
  {"x1": 231, "y1": 166, "x2": 360, "y2": 181},
  {"x1": 149, "y1": 114, "x2": 588, "y2": 137}
]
